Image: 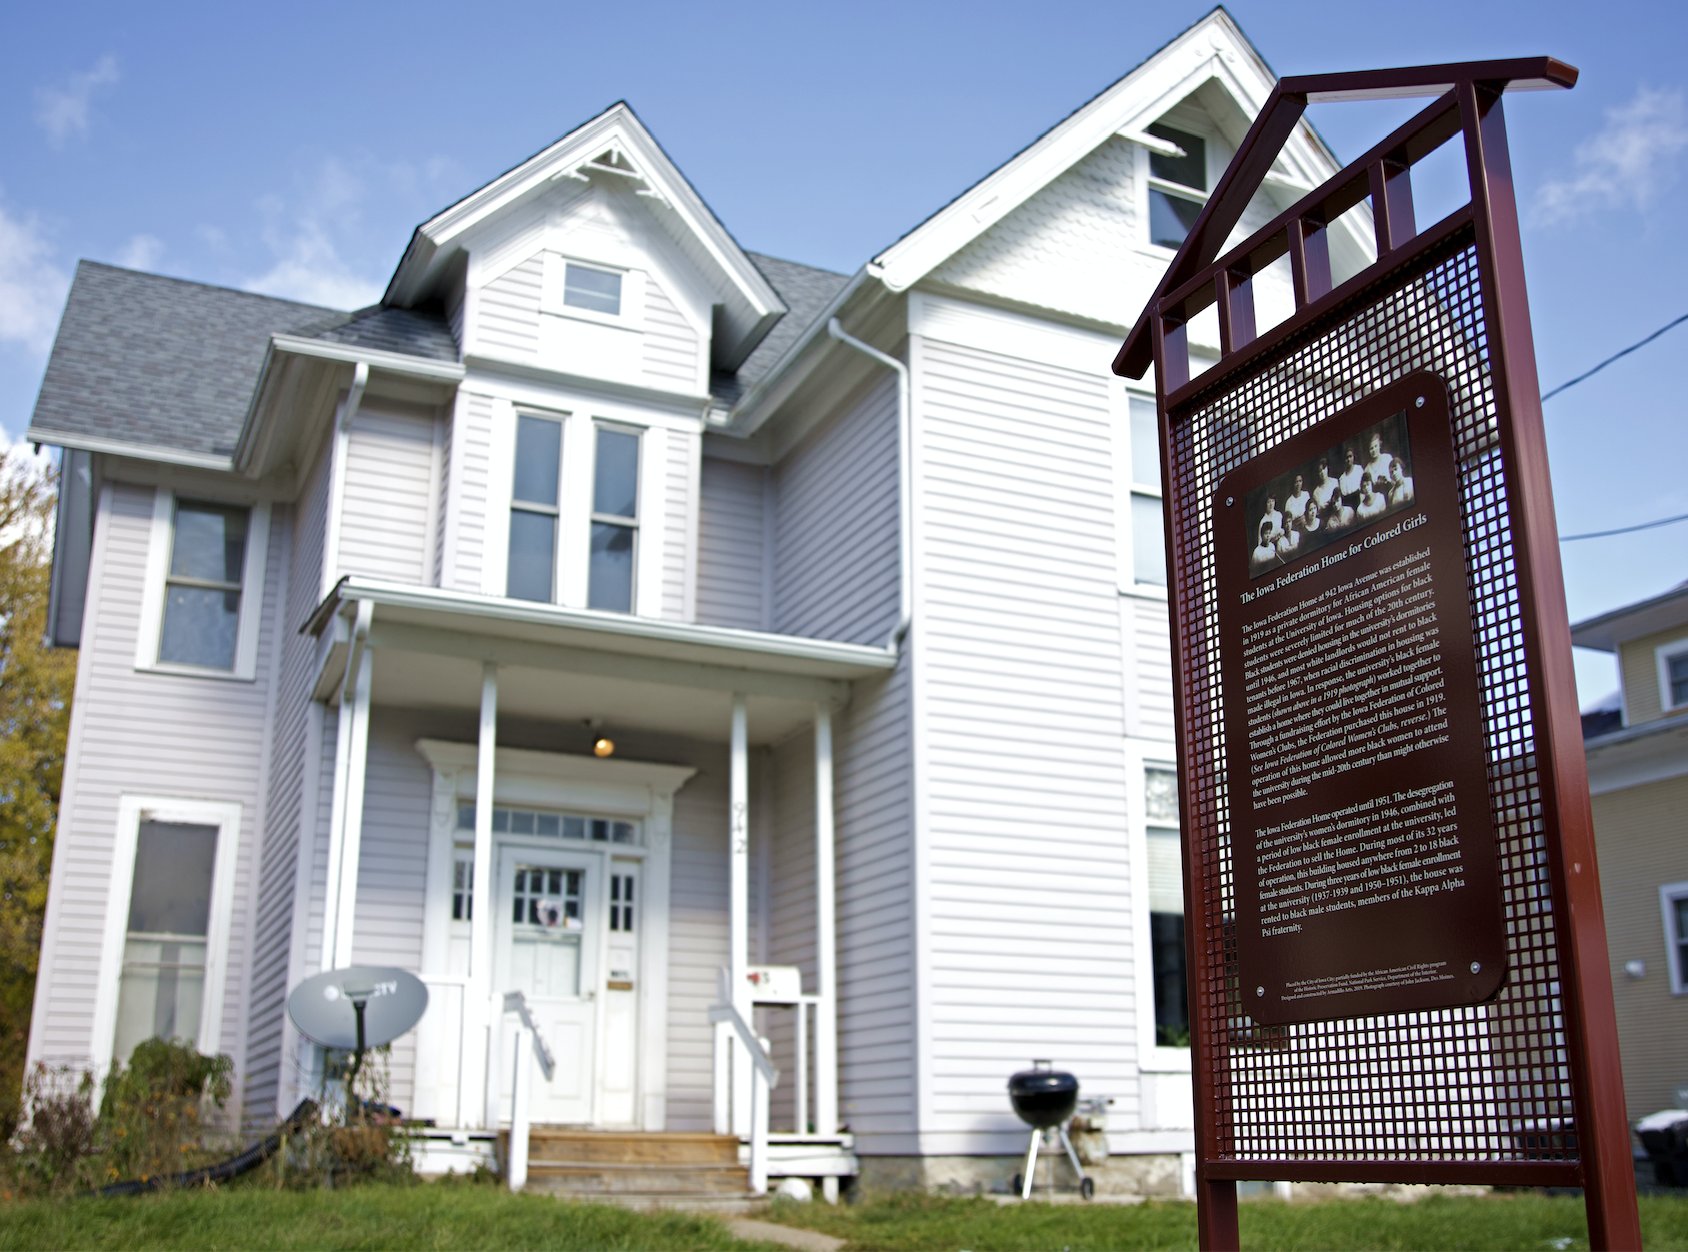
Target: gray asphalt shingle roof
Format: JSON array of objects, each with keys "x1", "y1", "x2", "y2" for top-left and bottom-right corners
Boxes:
[
  {"x1": 712, "y1": 253, "x2": 851, "y2": 407},
  {"x1": 29, "y1": 262, "x2": 457, "y2": 460}
]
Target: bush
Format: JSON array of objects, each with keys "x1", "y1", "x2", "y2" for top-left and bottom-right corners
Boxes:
[
  {"x1": 98, "y1": 1038, "x2": 234, "y2": 1185},
  {"x1": 8, "y1": 1065, "x2": 99, "y2": 1196}
]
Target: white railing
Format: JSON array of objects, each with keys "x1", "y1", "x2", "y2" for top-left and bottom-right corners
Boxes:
[
  {"x1": 707, "y1": 997, "x2": 780, "y2": 1194},
  {"x1": 499, "y1": 991, "x2": 555, "y2": 1193}
]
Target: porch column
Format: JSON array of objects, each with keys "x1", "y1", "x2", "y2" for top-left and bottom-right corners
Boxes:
[
  {"x1": 473, "y1": 663, "x2": 499, "y2": 1130},
  {"x1": 814, "y1": 704, "x2": 840, "y2": 1138},
  {"x1": 322, "y1": 601, "x2": 374, "y2": 971},
  {"x1": 730, "y1": 694, "x2": 752, "y2": 1135}
]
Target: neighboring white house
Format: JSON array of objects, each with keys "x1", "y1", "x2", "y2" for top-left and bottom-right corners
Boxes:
[{"x1": 24, "y1": 10, "x2": 1367, "y2": 1195}]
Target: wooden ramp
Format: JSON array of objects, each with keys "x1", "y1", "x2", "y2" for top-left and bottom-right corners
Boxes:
[{"x1": 498, "y1": 1129, "x2": 759, "y2": 1210}]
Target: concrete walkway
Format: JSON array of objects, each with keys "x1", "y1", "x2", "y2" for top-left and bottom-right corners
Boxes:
[{"x1": 726, "y1": 1218, "x2": 847, "y2": 1252}]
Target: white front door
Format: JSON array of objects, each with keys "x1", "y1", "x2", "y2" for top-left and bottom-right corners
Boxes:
[{"x1": 496, "y1": 846, "x2": 598, "y2": 1125}]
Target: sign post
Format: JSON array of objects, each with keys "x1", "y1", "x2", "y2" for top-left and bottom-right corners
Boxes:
[{"x1": 1114, "y1": 59, "x2": 1641, "y2": 1250}]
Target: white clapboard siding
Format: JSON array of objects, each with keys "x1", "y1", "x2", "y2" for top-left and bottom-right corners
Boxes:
[
  {"x1": 660, "y1": 428, "x2": 695, "y2": 621},
  {"x1": 833, "y1": 666, "x2": 916, "y2": 1146},
  {"x1": 695, "y1": 458, "x2": 766, "y2": 630},
  {"x1": 914, "y1": 335, "x2": 1139, "y2": 1149},
  {"x1": 664, "y1": 748, "x2": 730, "y2": 1131},
  {"x1": 444, "y1": 391, "x2": 496, "y2": 592},
  {"x1": 342, "y1": 710, "x2": 436, "y2": 1111},
  {"x1": 244, "y1": 445, "x2": 332, "y2": 1124},
  {"x1": 1134, "y1": 596, "x2": 1175, "y2": 741},
  {"x1": 475, "y1": 255, "x2": 543, "y2": 358},
  {"x1": 337, "y1": 401, "x2": 436, "y2": 584},
  {"x1": 642, "y1": 278, "x2": 700, "y2": 392},
  {"x1": 31, "y1": 483, "x2": 280, "y2": 1086},
  {"x1": 772, "y1": 376, "x2": 900, "y2": 645},
  {"x1": 433, "y1": 413, "x2": 452, "y2": 588},
  {"x1": 766, "y1": 730, "x2": 817, "y2": 1130}
]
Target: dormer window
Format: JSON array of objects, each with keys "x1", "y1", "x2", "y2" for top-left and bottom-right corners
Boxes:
[
  {"x1": 1146, "y1": 123, "x2": 1208, "y2": 250},
  {"x1": 564, "y1": 264, "x2": 622, "y2": 316}
]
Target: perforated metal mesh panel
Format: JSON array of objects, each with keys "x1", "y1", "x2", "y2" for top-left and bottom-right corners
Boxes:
[{"x1": 1167, "y1": 225, "x2": 1576, "y2": 1167}]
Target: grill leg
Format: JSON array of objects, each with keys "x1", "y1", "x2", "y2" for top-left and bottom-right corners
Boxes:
[
  {"x1": 1021, "y1": 1129, "x2": 1039, "y2": 1201},
  {"x1": 1058, "y1": 1125, "x2": 1086, "y2": 1186}
]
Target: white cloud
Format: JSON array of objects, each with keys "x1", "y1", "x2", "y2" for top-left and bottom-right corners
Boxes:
[
  {"x1": 34, "y1": 55, "x2": 120, "y2": 146},
  {"x1": 0, "y1": 201, "x2": 70, "y2": 355},
  {"x1": 1534, "y1": 85, "x2": 1688, "y2": 225},
  {"x1": 115, "y1": 233, "x2": 163, "y2": 271},
  {"x1": 242, "y1": 158, "x2": 385, "y2": 310}
]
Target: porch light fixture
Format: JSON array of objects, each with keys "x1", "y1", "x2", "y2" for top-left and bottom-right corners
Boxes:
[{"x1": 594, "y1": 737, "x2": 615, "y2": 758}]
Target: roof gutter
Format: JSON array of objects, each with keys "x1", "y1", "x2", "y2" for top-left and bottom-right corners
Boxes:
[
  {"x1": 726, "y1": 266, "x2": 873, "y2": 434},
  {"x1": 826, "y1": 317, "x2": 912, "y2": 657}
]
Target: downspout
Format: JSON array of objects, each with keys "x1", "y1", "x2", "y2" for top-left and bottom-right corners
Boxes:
[
  {"x1": 320, "y1": 361, "x2": 369, "y2": 601},
  {"x1": 826, "y1": 318, "x2": 912, "y2": 655}
]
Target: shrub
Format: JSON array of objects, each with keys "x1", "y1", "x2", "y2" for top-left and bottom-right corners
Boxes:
[
  {"x1": 9, "y1": 1064, "x2": 99, "y2": 1196},
  {"x1": 98, "y1": 1038, "x2": 234, "y2": 1184}
]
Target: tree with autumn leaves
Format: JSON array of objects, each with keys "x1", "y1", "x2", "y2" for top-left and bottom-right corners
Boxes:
[{"x1": 0, "y1": 451, "x2": 77, "y2": 1138}]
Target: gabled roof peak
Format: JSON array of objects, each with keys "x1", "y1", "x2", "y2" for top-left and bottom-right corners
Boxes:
[{"x1": 384, "y1": 102, "x2": 785, "y2": 371}]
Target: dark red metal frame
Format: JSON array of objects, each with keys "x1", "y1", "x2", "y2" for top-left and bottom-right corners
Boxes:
[{"x1": 1114, "y1": 59, "x2": 1641, "y2": 1251}]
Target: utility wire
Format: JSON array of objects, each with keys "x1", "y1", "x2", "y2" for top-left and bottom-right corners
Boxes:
[
  {"x1": 1560, "y1": 511, "x2": 1688, "y2": 543},
  {"x1": 1541, "y1": 311, "x2": 1688, "y2": 401},
  {"x1": 1546, "y1": 311, "x2": 1688, "y2": 540}
]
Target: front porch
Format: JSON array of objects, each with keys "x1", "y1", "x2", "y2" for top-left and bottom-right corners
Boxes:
[{"x1": 301, "y1": 577, "x2": 893, "y2": 1196}]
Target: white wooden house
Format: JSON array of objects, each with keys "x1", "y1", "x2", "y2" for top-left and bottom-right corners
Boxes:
[{"x1": 23, "y1": 10, "x2": 1368, "y2": 1197}]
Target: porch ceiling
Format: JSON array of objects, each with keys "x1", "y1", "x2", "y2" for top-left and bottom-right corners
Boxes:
[{"x1": 370, "y1": 647, "x2": 819, "y2": 745}]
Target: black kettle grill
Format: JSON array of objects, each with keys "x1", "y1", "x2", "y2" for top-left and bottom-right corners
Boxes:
[{"x1": 1007, "y1": 1060, "x2": 1092, "y2": 1200}]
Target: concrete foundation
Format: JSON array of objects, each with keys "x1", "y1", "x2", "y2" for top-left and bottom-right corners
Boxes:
[{"x1": 855, "y1": 1152, "x2": 1183, "y2": 1199}]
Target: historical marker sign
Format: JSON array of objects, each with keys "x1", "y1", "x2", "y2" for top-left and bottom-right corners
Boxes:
[
  {"x1": 1112, "y1": 58, "x2": 1641, "y2": 1252},
  {"x1": 1215, "y1": 371, "x2": 1504, "y2": 1022}
]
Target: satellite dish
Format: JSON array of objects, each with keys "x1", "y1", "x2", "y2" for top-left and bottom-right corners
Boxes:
[{"x1": 288, "y1": 966, "x2": 429, "y2": 1050}]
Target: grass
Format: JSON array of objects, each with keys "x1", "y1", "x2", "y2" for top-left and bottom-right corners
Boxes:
[
  {"x1": 764, "y1": 1189, "x2": 1688, "y2": 1251},
  {"x1": 0, "y1": 1184, "x2": 784, "y2": 1251},
  {"x1": 3, "y1": 1183, "x2": 1687, "y2": 1250}
]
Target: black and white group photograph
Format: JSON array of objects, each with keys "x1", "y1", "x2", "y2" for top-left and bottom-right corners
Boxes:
[{"x1": 1244, "y1": 411, "x2": 1416, "y2": 578}]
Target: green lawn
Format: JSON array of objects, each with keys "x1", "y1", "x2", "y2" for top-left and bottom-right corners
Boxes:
[
  {"x1": 3, "y1": 1184, "x2": 1687, "y2": 1251},
  {"x1": 767, "y1": 1189, "x2": 1688, "y2": 1252},
  {"x1": 0, "y1": 1186, "x2": 782, "y2": 1252}
]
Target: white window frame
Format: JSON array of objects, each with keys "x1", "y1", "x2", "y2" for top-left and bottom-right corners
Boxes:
[
  {"x1": 1661, "y1": 880, "x2": 1688, "y2": 995},
  {"x1": 588, "y1": 420, "x2": 644, "y2": 615},
  {"x1": 506, "y1": 409, "x2": 568, "y2": 604},
  {"x1": 1112, "y1": 381, "x2": 1168, "y2": 599},
  {"x1": 1656, "y1": 638, "x2": 1688, "y2": 715},
  {"x1": 1138, "y1": 115, "x2": 1224, "y2": 257},
  {"x1": 1126, "y1": 742, "x2": 1191, "y2": 1073},
  {"x1": 540, "y1": 253, "x2": 647, "y2": 330},
  {"x1": 90, "y1": 794, "x2": 243, "y2": 1077},
  {"x1": 135, "y1": 488, "x2": 270, "y2": 681}
]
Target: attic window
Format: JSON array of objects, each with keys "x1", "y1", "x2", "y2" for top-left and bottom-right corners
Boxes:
[
  {"x1": 564, "y1": 264, "x2": 622, "y2": 316},
  {"x1": 1145, "y1": 123, "x2": 1208, "y2": 251},
  {"x1": 1146, "y1": 123, "x2": 1207, "y2": 191}
]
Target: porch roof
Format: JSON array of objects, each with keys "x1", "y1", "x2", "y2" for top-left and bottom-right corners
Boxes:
[{"x1": 309, "y1": 578, "x2": 896, "y2": 743}]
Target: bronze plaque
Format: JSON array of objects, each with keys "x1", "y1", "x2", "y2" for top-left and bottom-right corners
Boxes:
[{"x1": 1214, "y1": 368, "x2": 1506, "y2": 1024}]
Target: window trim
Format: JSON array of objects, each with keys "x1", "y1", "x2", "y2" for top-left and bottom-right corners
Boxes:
[
  {"x1": 90, "y1": 795, "x2": 242, "y2": 1077},
  {"x1": 1138, "y1": 114, "x2": 1223, "y2": 255},
  {"x1": 1655, "y1": 638, "x2": 1688, "y2": 715},
  {"x1": 589, "y1": 421, "x2": 642, "y2": 615},
  {"x1": 136, "y1": 488, "x2": 269, "y2": 681},
  {"x1": 1126, "y1": 742, "x2": 1191, "y2": 1073},
  {"x1": 507, "y1": 410, "x2": 567, "y2": 604},
  {"x1": 1661, "y1": 880, "x2": 1688, "y2": 995},
  {"x1": 540, "y1": 253, "x2": 647, "y2": 330},
  {"x1": 1113, "y1": 383, "x2": 1169, "y2": 597}
]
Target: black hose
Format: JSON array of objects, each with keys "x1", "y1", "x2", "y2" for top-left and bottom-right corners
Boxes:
[{"x1": 92, "y1": 1099, "x2": 320, "y2": 1197}]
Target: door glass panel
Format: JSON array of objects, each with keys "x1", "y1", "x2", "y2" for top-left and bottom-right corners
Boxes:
[{"x1": 510, "y1": 864, "x2": 583, "y2": 999}]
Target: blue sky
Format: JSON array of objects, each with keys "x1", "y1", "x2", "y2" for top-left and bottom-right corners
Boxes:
[{"x1": 2, "y1": 1, "x2": 1683, "y2": 705}]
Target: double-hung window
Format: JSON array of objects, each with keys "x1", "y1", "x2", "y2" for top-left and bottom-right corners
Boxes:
[
  {"x1": 1128, "y1": 394, "x2": 1167, "y2": 587},
  {"x1": 1144, "y1": 765, "x2": 1188, "y2": 1047},
  {"x1": 1146, "y1": 122, "x2": 1207, "y2": 251},
  {"x1": 589, "y1": 427, "x2": 639, "y2": 613},
  {"x1": 1662, "y1": 882, "x2": 1688, "y2": 995},
  {"x1": 508, "y1": 415, "x2": 564, "y2": 602},
  {"x1": 160, "y1": 500, "x2": 249, "y2": 669},
  {"x1": 1657, "y1": 639, "x2": 1688, "y2": 713}
]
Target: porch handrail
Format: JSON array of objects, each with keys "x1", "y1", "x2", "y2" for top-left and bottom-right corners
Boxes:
[
  {"x1": 502, "y1": 991, "x2": 555, "y2": 1080},
  {"x1": 500, "y1": 991, "x2": 555, "y2": 1193},
  {"x1": 708, "y1": 997, "x2": 777, "y2": 1195}
]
